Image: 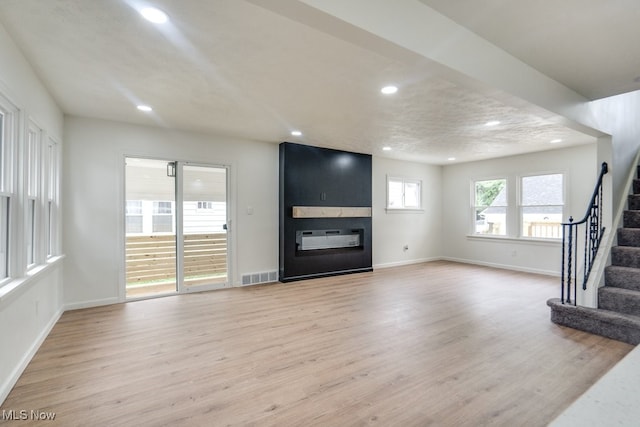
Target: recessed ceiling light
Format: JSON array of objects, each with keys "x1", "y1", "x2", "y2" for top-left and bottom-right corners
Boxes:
[
  {"x1": 291, "y1": 130, "x2": 302, "y2": 136},
  {"x1": 382, "y1": 146, "x2": 392, "y2": 151},
  {"x1": 550, "y1": 139, "x2": 563, "y2": 144},
  {"x1": 137, "y1": 105, "x2": 153, "y2": 112},
  {"x1": 485, "y1": 120, "x2": 501, "y2": 126},
  {"x1": 447, "y1": 157, "x2": 456, "y2": 161},
  {"x1": 381, "y1": 86, "x2": 398, "y2": 95},
  {"x1": 140, "y1": 7, "x2": 169, "y2": 24}
]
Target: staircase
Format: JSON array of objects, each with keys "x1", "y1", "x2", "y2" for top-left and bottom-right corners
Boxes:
[{"x1": 547, "y1": 166, "x2": 640, "y2": 345}]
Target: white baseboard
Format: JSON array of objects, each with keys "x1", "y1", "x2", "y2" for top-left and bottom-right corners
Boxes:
[
  {"x1": 440, "y1": 256, "x2": 559, "y2": 277},
  {"x1": 373, "y1": 257, "x2": 442, "y2": 269},
  {"x1": 65, "y1": 297, "x2": 120, "y2": 311},
  {"x1": 0, "y1": 307, "x2": 64, "y2": 405}
]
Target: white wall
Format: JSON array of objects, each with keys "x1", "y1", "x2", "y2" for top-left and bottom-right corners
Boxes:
[
  {"x1": 0, "y1": 23, "x2": 64, "y2": 404},
  {"x1": 372, "y1": 157, "x2": 442, "y2": 267},
  {"x1": 590, "y1": 91, "x2": 640, "y2": 205},
  {"x1": 63, "y1": 116, "x2": 280, "y2": 308},
  {"x1": 441, "y1": 144, "x2": 598, "y2": 275}
]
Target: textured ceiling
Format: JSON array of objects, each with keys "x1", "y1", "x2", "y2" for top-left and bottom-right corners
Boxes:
[
  {"x1": 0, "y1": 0, "x2": 606, "y2": 164},
  {"x1": 419, "y1": 0, "x2": 640, "y2": 100}
]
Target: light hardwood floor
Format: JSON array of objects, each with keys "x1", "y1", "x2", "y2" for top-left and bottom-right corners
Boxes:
[{"x1": 1, "y1": 261, "x2": 633, "y2": 426}]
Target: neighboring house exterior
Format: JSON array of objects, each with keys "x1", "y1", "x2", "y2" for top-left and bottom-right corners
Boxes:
[{"x1": 125, "y1": 200, "x2": 227, "y2": 235}]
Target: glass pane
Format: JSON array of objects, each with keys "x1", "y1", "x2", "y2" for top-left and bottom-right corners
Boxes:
[
  {"x1": 183, "y1": 165, "x2": 227, "y2": 288},
  {"x1": 125, "y1": 158, "x2": 177, "y2": 298},
  {"x1": 0, "y1": 196, "x2": 8, "y2": 279},
  {"x1": 152, "y1": 215, "x2": 173, "y2": 233},
  {"x1": 475, "y1": 179, "x2": 506, "y2": 207},
  {"x1": 154, "y1": 201, "x2": 172, "y2": 214},
  {"x1": 388, "y1": 180, "x2": 403, "y2": 208},
  {"x1": 125, "y1": 201, "x2": 143, "y2": 234},
  {"x1": 47, "y1": 200, "x2": 53, "y2": 257},
  {"x1": 404, "y1": 181, "x2": 421, "y2": 208},
  {"x1": 27, "y1": 129, "x2": 39, "y2": 197},
  {"x1": 48, "y1": 142, "x2": 56, "y2": 200},
  {"x1": 27, "y1": 199, "x2": 35, "y2": 265},
  {"x1": 126, "y1": 200, "x2": 142, "y2": 215},
  {"x1": 522, "y1": 174, "x2": 563, "y2": 206},
  {"x1": 0, "y1": 112, "x2": 4, "y2": 192},
  {"x1": 522, "y1": 205, "x2": 563, "y2": 238},
  {"x1": 475, "y1": 206, "x2": 506, "y2": 235},
  {"x1": 126, "y1": 216, "x2": 143, "y2": 233}
]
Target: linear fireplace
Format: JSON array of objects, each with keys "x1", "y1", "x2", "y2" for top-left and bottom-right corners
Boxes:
[
  {"x1": 279, "y1": 142, "x2": 372, "y2": 282},
  {"x1": 296, "y1": 228, "x2": 364, "y2": 252}
]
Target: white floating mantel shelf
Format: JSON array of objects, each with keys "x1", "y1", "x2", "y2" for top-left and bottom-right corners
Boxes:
[{"x1": 292, "y1": 206, "x2": 372, "y2": 218}]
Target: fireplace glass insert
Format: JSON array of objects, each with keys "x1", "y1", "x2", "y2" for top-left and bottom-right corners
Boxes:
[{"x1": 295, "y1": 229, "x2": 364, "y2": 253}]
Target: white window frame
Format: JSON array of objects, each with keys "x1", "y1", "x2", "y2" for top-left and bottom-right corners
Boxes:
[
  {"x1": 0, "y1": 92, "x2": 18, "y2": 285},
  {"x1": 152, "y1": 200, "x2": 174, "y2": 233},
  {"x1": 472, "y1": 178, "x2": 508, "y2": 237},
  {"x1": 386, "y1": 176, "x2": 423, "y2": 211},
  {"x1": 26, "y1": 121, "x2": 42, "y2": 268},
  {"x1": 46, "y1": 137, "x2": 60, "y2": 258},
  {"x1": 0, "y1": 90, "x2": 63, "y2": 294},
  {"x1": 197, "y1": 201, "x2": 213, "y2": 210},
  {"x1": 125, "y1": 200, "x2": 144, "y2": 234},
  {"x1": 519, "y1": 172, "x2": 565, "y2": 240},
  {"x1": 0, "y1": 196, "x2": 8, "y2": 281}
]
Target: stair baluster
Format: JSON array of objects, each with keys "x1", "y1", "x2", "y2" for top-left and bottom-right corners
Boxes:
[
  {"x1": 549, "y1": 160, "x2": 640, "y2": 345},
  {"x1": 561, "y1": 162, "x2": 608, "y2": 305}
]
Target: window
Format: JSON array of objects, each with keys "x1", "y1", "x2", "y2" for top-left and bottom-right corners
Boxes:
[
  {"x1": 387, "y1": 177, "x2": 422, "y2": 210},
  {"x1": 46, "y1": 138, "x2": 59, "y2": 257},
  {"x1": 521, "y1": 173, "x2": 564, "y2": 239},
  {"x1": 0, "y1": 90, "x2": 60, "y2": 289},
  {"x1": 0, "y1": 111, "x2": 7, "y2": 280},
  {"x1": 197, "y1": 201, "x2": 213, "y2": 210},
  {"x1": 26, "y1": 124, "x2": 41, "y2": 266},
  {"x1": 152, "y1": 201, "x2": 174, "y2": 233},
  {"x1": 474, "y1": 179, "x2": 507, "y2": 236},
  {"x1": 0, "y1": 94, "x2": 17, "y2": 282},
  {"x1": 126, "y1": 200, "x2": 143, "y2": 233},
  {"x1": 0, "y1": 196, "x2": 8, "y2": 280}
]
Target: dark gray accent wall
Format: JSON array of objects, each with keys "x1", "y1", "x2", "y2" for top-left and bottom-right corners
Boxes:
[{"x1": 279, "y1": 142, "x2": 372, "y2": 282}]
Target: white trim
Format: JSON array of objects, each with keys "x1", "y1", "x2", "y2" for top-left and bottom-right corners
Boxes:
[
  {"x1": 375, "y1": 256, "x2": 560, "y2": 277},
  {"x1": 384, "y1": 208, "x2": 424, "y2": 214},
  {"x1": 374, "y1": 256, "x2": 441, "y2": 269},
  {"x1": 466, "y1": 234, "x2": 562, "y2": 246},
  {"x1": 64, "y1": 297, "x2": 120, "y2": 311},
  {"x1": 440, "y1": 256, "x2": 559, "y2": 277},
  {"x1": 121, "y1": 156, "x2": 234, "y2": 300},
  {"x1": 471, "y1": 177, "x2": 508, "y2": 236},
  {"x1": 0, "y1": 255, "x2": 64, "y2": 305},
  {"x1": 0, "y1": 305, "x2": 63, "y2": 405},
  {"x1": 386, "y1": 175, "x2": 423, "y2": 210}
]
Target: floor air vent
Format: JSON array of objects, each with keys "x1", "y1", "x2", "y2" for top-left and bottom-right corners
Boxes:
[{"x1": 241, "y1": 271, "x2": 278, "y2": 286}]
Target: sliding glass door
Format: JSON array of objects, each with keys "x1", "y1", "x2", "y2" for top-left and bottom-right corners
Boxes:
[
  {"x1": 125, "y1": 158, "x2": 229, "y2": 299},
  {"x1": 181, "y1": 164, "x2": 228, "y2": 291}
]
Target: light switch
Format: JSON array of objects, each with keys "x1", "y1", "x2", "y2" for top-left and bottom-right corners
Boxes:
[{"x1": 247, "y1": 206, "x2": 254, "y2": 215}]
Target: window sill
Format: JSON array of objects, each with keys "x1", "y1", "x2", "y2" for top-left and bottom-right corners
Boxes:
[
  {"x1": 385, "y1": 208, "x2": 424, "y2": 214},
  {"x1": 466, "y1": 235, "x2": 561, "y2": 246},
  {"x1": 0, "y1": 255, "x2": 65, "y2": 304}
]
